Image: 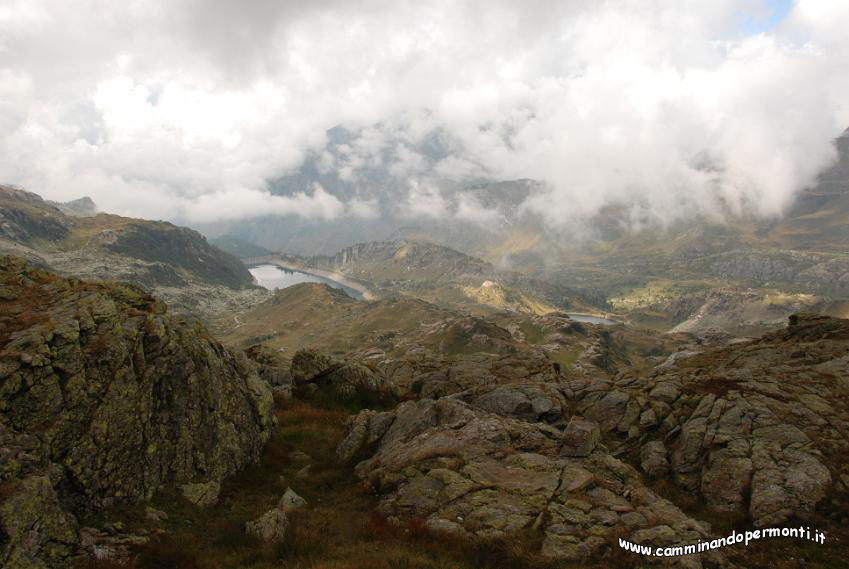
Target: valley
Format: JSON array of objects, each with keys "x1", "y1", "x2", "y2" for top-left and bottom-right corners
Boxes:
[{"x1": 1, "y1": 184, "x2": 848, "y2": 569}]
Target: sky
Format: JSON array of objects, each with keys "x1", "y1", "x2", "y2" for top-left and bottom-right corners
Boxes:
[{"x1": 1, "y1": 0, "x2": 848, "y2": 230}]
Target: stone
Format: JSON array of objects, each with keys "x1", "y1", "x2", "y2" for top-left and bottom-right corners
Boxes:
[
  {"x1": 649, "y1": 382, "x2": 680, "y2": 404},
  {"x1": 180, "y1": 481, "x2": 221, "y2": 508},
  {"x1": 0, "y1": 475, "x2": 79, "y2": 568},
  {"x1": 335, "y1": 410, "x2": 396, "y2": 463},
  {"x1": 700, "y1": 452, "x2": 752, "y2": 513},
  {"x1": 296, "y1": 465, "x2": 311, "y2": 478},
  {"x1": 631, "y1": 524, "x2": 676, "y2": 545},
  {"x1": 145, "y1": 507, "x2": 168, "y2": 522},
  {"x1": 290, "y1": 348, "x2": 340, "y2": 384},
  {"x1": 245, "y1": 509, "x2": 289, "y2": 543},
  {"x1": 560, "y1": 416, "x2": 600, "y2": 457},
  {"x1": 424, "y1": 517, "x2": 469, "y2": 536},
  {"x1": 288, "y1": 451, "x2": 311, "y2": 462},
  {"x1": 640, "y1": 441, "x2": 669, "y2": 477},
  {"x1": 639, "y1": 408, "x2": 658, "y2": 428},
  {"x1": 343, "y1": 395, "x2": 721, "y2": 565},
  {"x1": 0, "y1": 257, "x2": 275, "y2": 566},
  {"x1": 278, "y1": 487, "x2": 307, "y2": 513}
]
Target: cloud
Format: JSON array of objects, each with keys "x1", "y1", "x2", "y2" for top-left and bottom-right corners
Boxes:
[
  {"x1": 0, "y1": 0, "x2": 847, "y2": 230},
  {"x1": 401, "y1": 180, "x2": 449, "y2": 220}
]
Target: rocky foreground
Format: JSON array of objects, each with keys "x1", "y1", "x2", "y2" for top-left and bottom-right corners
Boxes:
[
  {"x1": 0, "y1": 256, "x2": 274, "y2": 567},
  {"x1": 321, "y1": 312, "x2": 849, "y2": 567},
  {"x1": 1, "y1": 255, "x2": 847, "y2": 568}
]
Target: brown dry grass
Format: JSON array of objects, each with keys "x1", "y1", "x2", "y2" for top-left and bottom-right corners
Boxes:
[
  {"x1": 75, "y1": 397, "x2": 576, "y2": 569},
  {"x1": 74, "y1": 394, "x2": 849, "y2": 569}
]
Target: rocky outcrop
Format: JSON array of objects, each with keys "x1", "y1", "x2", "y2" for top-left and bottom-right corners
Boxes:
[
  {"x1": 47, "y1": 196, "x2": 97, "y2": 217},
  {"x1": 180, "y1": 481, "x2": 222, "y2": 508},
  {"x1": 104, "y1": 221, "x2": 254, "y2": 289},
  {"x1": 278, "y1": 487, "x2": 307, "y2": 513},
  {"x1": 340, "y1": 398, "x2": 724, "y2": 566},
  {"x1": 688, "y1": 249, "x2": 849, "y2": 295},
  {"x1": 0, "y1": 186, "x2": 70, "y2": 244},
  {"x1": 571, "y1": 313, "x2": 849, "y2": 527},
  {"x1": 0, "y1": 256, "x2": 274, "y2": 567},
  {"x1": 291, "y1": 348, "x2": 393, "y2": 396},
  {"x1": 334, "y1": 313, "x2": 849, "y2": 564},
  {"x1": 245, "y1": 343, "x2": 294, "y2": 397}
]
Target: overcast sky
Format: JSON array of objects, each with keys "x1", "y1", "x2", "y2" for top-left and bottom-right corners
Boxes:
[{"x1": 1, "y1": 0, "x2": 847, "y2": 228}]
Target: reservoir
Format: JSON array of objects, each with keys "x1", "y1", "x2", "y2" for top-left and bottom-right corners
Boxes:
[
  {"x1": 566, "y1": 313, "x2": 619, "y2": 326},
  {"x1": 249, "y1": 264, "x2": 364, "y2": 300}
]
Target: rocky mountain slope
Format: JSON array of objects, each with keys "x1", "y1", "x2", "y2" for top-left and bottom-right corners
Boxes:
[
  {"x1": 579, "y1": 312, "x2": 849, "y2": 528},
  {"x1": 4, "y1": 252, "x2": 847, "y2": 567},
  {"x1": 220, "y1": 281, "x2": 676, "y2": 380},
  {"x1": 212, "y1": 130, "x2": 849, "y2": 336},
  {"x1": 0, "y1": 256, "x2": 274, "y2": 567},
  {"x1": 331, "y1": 312, "x2": 849, "y2": 566},
  {"x1": 228, "y1": 277, "x2": 849, "y2": 566},
  {"x1": 0, "y1": 186, "x2": 268, "y2": 321},
  {"x1": 271, "y1": 239, "x2": 604, "y2": 315}
]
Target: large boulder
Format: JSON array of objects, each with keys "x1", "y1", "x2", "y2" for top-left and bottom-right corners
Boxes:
[
  {"x1": 290, "y1": 348, "x2": 392, "y2": 396},
  {"x1": 291, "y1": 348, "x2": 341, "y2": 384},
  {"x1": 180, "y1": 481, "x2": 221, "y2": 508},
  {"x1": 0, "y1": 256, "x2": 275, "y2": 567},
  {"x1": 244, "y1": 344, "x2": 294, "y2": 390}
]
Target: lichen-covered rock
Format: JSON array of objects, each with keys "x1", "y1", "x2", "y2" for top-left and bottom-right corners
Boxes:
[
  {"x1": 336, "y1": 409, "x2": 396, "y2": 463},
  {"x1": 470, "y1": 383, "x2": 567, "y2": 424},
  {"x1": 244, "y1": 344, "x2": 294, "y2": 391},
  {"x1": 245, "y1": 509, "x2": 289, "y2": 543},
  {"x1": 0, "y1": 256, "x2": 275, "y2": 567},
  {"x1": 180, "y1": 481, "x2": 221, "y2": 508},
  {"x1": 640, "y1": 440, "x2": 669, "y2": 477},
  {"x1": 291, "y1": 347, "x2": 392, "y2": 396},
  {"x1": 291, "y1": 348, "x2": 341, "y2": 384},
  {"x1": 342, "y1": 398, "x2": 724, "y2": 566},
  {"x1": 572, "y1": 313, "x2": 849, "y2": 527},
  {"x1": 0, "y1": 474, "x2": 79, "y2": 569}
]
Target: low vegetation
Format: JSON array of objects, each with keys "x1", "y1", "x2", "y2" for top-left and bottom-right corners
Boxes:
[{"x1": 77, "y1": 397, "x2": 572, "y2": 569}]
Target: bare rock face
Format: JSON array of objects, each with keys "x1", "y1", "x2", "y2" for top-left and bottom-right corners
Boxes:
[
  {"x1": 291, "y1": 348, "x2": 341, "y2": 384},
  {"x1": 0, "y1": 473, "x2": 79, "y2": 568},
  {"x1": 470, "y1": 382, "x2": 567, "y2": 424},
  {"x1": 640, "y1": 440, "x2": 670, "y2": 477},
  {"x1": 0, "y1": 256, "x2": 275, "y2": 567},
  {"x1": 341, "y1": 398, "x2": 724, "y2": 566},
  {"x1": 570, "y1": 313, "x2": 849, "y2": 527},
  {"x1": 334, "y1": 313, "x2": 849, "y2": 564}
]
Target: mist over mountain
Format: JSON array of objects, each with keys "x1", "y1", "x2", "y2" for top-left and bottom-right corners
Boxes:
[
  {"x1": 197, "y1": 124, "x2": 542, "y2": 255},
  {"x1": 3, "y1": 1, "x2": 849, "y2": 238}
]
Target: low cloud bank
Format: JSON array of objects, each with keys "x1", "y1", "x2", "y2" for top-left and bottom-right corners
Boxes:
[{"x1": 1, "y1": 1, "x2": 847, "y2": 230}]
